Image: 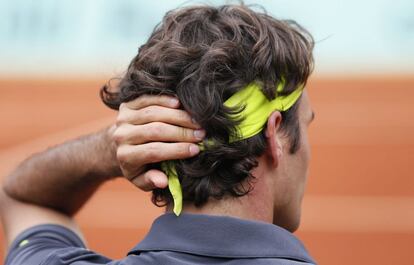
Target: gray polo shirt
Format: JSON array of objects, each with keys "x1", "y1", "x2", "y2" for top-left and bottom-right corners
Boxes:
[{"x1": 6, "y1": 213, "x2": 316, "y2": 264}]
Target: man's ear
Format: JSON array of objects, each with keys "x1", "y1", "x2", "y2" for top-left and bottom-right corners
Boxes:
[{"x1": 265, "y1": 111, "x2": 283, "y2": 167}]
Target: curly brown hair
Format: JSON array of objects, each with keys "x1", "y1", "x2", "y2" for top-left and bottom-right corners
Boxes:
[{"x1": 100, "y1": 4, "x2": 314, "y2": 208}]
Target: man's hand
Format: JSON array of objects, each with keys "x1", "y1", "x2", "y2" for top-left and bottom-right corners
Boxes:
[
  {"x1": 113, "y1": 95, "x2": 205, "y2": 191},
  {"x1": 0, "y1": 94, "x2": 204, "y2": 247}
]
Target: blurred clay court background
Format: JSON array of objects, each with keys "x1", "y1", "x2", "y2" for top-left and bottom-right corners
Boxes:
[{"x1": 1, "y1": 1, "x2": 413, "y2": 264}]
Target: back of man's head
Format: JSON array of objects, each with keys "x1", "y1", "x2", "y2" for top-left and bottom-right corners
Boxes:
[{"x1": 101, "y1": 4, "x2": 314, "y2": 209}]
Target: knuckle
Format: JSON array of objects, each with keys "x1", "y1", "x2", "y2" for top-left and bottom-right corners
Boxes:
[
  {"x1": 180, "y1": 144, "x2": 191, "y2": 156},
  {"x1": 116, "y1": 145, "x2": 131, "y2": 164},
  {"x1": 145, "y1": 144, "x2": 160, "y2": 162},
  {"x1": 112, "y1": 129, "x2": 124, "y2": 145},
  {"x1": 180, "y1": 128, "x2": 191, "y2": 140},
  {"x1": 179, "y1": 128, "x2": 186, "y2": 139},
  {"x1": 149, "y1": 122, "x2": 163, "y2": 139},
  {"x1": 119, "y1": 102, "x2": 127, "y2": 112},
  {"x1": 118, "y1": 105, "x2": 138, "y2": 124},
  {"x1": 145, "y1": 151, "x2": 157, "y2": 163},
  {"x1": 141, "y1": 106, "x2": 156, "y2": 121},
  {"x1": 186, "y1": 129, "x2": 195, "y2": 140},
  {"x1": 136, "y1": 96, "x2": 148, "y2": 106},
  {"x1": 116, "y1": 113, "x2": 127, "y2": 126},
  {"x1": 131, "y1": 96, "x2": 147, "y2": 110},
  {"x1": 172, "y1": 143, "x2": 188, "y2": 158}
]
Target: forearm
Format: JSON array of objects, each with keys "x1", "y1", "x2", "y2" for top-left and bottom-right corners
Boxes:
[{"x1": 3, "y1": 126, "x2": 121, "y2": 216}]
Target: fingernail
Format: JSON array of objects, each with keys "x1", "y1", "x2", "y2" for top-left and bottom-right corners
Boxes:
[
  {"x1": 170, "y1": 98, "x2": 179, "y2": 107},
  {"x1": 189, "y1": 144, "x2": 200, "y2": 155},
  {"x1": 193, "y1": 129, "x2": 206, "y2": 140}
]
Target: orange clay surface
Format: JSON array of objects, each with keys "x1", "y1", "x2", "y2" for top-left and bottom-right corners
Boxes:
[{"x1": 0, "y1": 77, "x2": 413, "y2": 264}]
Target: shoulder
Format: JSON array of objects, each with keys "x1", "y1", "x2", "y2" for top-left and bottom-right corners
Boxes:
[
  {"x1": 124, "y1": 251, "x2": 316, "y2": 265},
  {"x1": 5, "y1": 224, "x2": 115, "y2": 265}
]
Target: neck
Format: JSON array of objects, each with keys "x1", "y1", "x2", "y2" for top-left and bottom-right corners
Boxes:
[{"x1": 181, "y1": 164, "x2": 274, "y2": 224}]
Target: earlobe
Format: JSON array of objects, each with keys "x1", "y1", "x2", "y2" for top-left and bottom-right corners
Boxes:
[{"x1": 265, "y1": 111, "x2": 283, "y2": 167}]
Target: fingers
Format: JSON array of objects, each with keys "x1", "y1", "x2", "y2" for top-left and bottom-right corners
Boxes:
[
  {"x1": 114, "y1": 94, "x2": 204, "y2": 193},
  {"x1": 117, "y1": 105, "x2": 200, "y2": 129},
  {"x1": 130, "y1": 169, "x2": 169, "y2": 192},
  {"x1": 123, "y1": 94, "x2": 180, "y2": 110},
  {"x1": 117, "y1": 142, "x2": 200, "y2": 171},
  {"x1": 113, "y1": 122, "x2": 205, "y2": 145}
]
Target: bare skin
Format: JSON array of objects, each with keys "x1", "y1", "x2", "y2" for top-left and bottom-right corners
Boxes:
[
  {"x1": 183, "y1": 91, "x2": 315, "y2": 232},
  {"x1": 0, "y1": 95, "x2": 203, "y2": 247},
  {"x1": 0, "y1": 91, "x2": 314, "y2": 254},
  {"x1": 114, "y1": 95, "x2": 205, "y2": 190}
]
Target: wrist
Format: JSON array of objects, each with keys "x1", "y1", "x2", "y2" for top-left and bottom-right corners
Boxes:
[{"x1": 90, "y1": 126, "x2": 122, "y2": 180}]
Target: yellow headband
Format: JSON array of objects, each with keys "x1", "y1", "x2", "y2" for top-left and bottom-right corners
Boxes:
[{"x1": 162, "y1": 81, "x2": 304, "y2": 216}]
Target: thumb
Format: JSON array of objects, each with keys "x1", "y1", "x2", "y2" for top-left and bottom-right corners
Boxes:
[{"x1": 130, "y1": 169, "x2": 169, "y2": 191}]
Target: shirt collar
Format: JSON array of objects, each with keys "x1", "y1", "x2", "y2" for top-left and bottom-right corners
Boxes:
[{"x1": 128, "y1": 213, "x2": 315, "y2": 263}]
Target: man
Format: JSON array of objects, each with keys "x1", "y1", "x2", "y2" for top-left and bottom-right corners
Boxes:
[{"x1": 1, "y1": 4, "x2": 316, "y2": 264}]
